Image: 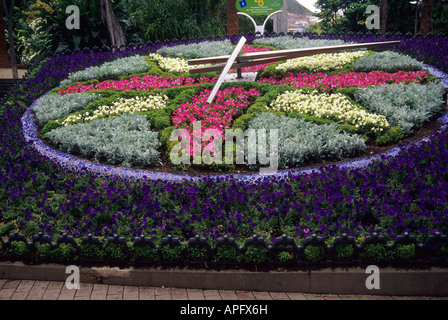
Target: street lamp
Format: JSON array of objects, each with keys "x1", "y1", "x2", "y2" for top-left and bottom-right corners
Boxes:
[{"x1": 409, "y1": 0, "x2": 419, "y2": 35}]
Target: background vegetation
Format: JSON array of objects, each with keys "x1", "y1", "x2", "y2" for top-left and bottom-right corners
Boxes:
[{"x1": 2, "y1": 0, "x2": 448, "y2": 67}]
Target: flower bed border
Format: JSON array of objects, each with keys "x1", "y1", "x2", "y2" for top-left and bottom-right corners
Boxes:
[
  {"x1": 21, "y1": 64, "x2": 448, "y2": 183},
  {"x1": 1, "y1": 231, "x2": 447, "y2": 269}
]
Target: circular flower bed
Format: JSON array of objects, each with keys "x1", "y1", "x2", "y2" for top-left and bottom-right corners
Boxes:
[
  {"x1": 26, "y1": 37, "x2": 447, "y2": 180},
  {"x1": 2, "y1": 35, "x2": 448, "y2": 266}
]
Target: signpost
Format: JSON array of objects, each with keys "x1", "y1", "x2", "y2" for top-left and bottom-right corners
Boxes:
[
  {"x1": 236, "y1": 0, "x2": 284, "y2": 16},
  {"x1": 236, "y1": 0, "x2": 285, "y2": 35}
]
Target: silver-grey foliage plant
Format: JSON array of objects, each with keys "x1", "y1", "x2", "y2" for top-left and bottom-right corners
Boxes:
[
  {"x1": 34, "y1": 92, "x2": 102, "y2": 126},
  {"x1": 44, "y1": 114, "x2": 161, "y2": 167},
  {"x1": 60, "y1": 55, "x2": 151, "y2": 86},
  {"x1": 352, "y1": 51, "x2": 424, "y2": 73},
  {"x1": 156, "y1": 40, "x2": 234, "y2": 59},
  {"x1": 247, "y1": 112, "x2": 366, "y2": 169},
  {"x1": 354, "y1": 82, "x2": 445, "y2": 135}
]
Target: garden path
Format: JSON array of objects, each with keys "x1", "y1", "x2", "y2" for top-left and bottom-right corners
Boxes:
[{"x1": 1, "y1": 279, "x2": 446, "y2": 300}]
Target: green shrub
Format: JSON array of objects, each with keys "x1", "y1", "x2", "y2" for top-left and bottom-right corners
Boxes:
[
  {"x1": 160, "y1": 244, "x2": 184, "y2": 262},
  {"x1": 214, "y1": 246, "x2": 239, "y2": 263},
  {"x1": 41, "y1": 120, "x2": 63, "y2": 135},
  {"x1": 334, "y1": 244, "x2": 355, "y2": 260},
  {"x1": 375, "y1": 126, "x2": 405, "y2": 146},
  {"x1": 392, "y1": 244, "x2": 416, "y2": 261},
  {"x1": 51, "y1": 243, "x2": 78, "y2": 262},
  {"x1": 104, "y1": 243, "x2": 127, "y2": 260},
  {"x1": 9, "y1": 241, "x2": 30, "y2": 255},
  {"x1": 80, "y1": 243, "x2": 106, "y2": 259},
  {"x1": 360, "y1": 243, "x2": 389, "y2": 262},
  {"x1": 238, "y1": 246, "x2": 269, "y2": 264},
  {"x1": 304, "y1": 245, "x2": 325, "y2": 263},
  {"x1": 130, "y1": 245, "x2": 159, "y2": 262},
  {"x1": 187, "y1": 246, "x2": 208, "y2": 260},
  {"x1": 34, "y1": 242, "x2": 52, "y2": 258}
]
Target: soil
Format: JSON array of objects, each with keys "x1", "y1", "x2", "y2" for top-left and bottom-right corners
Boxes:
[{"x1": 37, "y1": 113, "x2": 446, "y2": 178}]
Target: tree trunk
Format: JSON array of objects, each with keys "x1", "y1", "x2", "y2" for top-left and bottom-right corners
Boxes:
[
  {"x1": 420, "y1": 0, "x2": 434, "y2": 35},
  {"x1": 380, "y1": 0, "x2": 388, "y2": 36},
  {"x1": 1, "y1": 0, "x2": 17, "y2": 78},
  {"x1": 98, "y1": 0, "x2": 126, "y2": 49},
  {"x1": 227, "y1": 0, "x2": 239, "y2": 36},
  {"x1": 0, "y1": 8, "x2": 9, "y2": 68}
]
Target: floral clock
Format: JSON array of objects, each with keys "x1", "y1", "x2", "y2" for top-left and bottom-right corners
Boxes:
[{"x1": 23, "y1": 36, "x2": 448, "y2": 181}]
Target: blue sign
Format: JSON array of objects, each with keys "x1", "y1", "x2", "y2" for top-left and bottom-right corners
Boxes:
[{"x1": 239, "y1": 0, "x2": 247, "y2": 8}]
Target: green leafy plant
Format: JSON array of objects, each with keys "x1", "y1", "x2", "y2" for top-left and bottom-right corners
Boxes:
[
  {"x1": 187, "y1": 246, "x2": 208, "y2": 260},
  {"x1": 334, "y1": 244, "x2": 355, "y2": 260},
  {"x1": 104, "y1": 243, "x2": 127, "y2": 260},
  {"x1": 50, "y1": 243, "x2": 78, "y2": 262},
  {"x1": 238, "y1": 246, "x2": 269, "y2": 264},
  {"x1": 360, "y1": 243, "x2": 389, "y2": 262},
  {"x1": 392, "y1": 244, "x2": 416, "y2": 261},
  {"x1": 9, "y1": 241, "x2": 30, "y2": 255},
  {"x1": 130, "y1": 245, "x2": 159, "y2": 262},
  {"x1": 214, "y1": 246, "x2": 237, "y2": 263},
  {"x1": 80, "y1": 243, "x2": 106, "y2": 259},
  {"x1": 160, "y1": 244, "x2": 184, "y2": 262},
  {"x1": 304, "y1": 245, "x2": 325, "y2": 263}
]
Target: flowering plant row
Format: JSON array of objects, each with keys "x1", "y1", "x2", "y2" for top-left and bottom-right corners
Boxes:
[{"x1": 258, "y1": 70, "x2": 430, "y2": 91}]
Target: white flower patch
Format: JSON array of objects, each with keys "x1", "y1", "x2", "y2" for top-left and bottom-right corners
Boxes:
[
  {"x1": 148, "y1": 53, "x2": 208, "y2": 74},
  {"x1": 276, "y1": 51, "x2": 370, "y2": 73},
  {"x1": 62, "y1": 95, "x2": 168, "y2": 126},
  {"x1": 270, "y1": 91, "x2": 389, "y2": 133}
]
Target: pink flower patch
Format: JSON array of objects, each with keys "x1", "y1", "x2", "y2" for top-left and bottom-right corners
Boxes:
[{"x1": 172, "y1": 87, "x2": 261, "y2": 157}]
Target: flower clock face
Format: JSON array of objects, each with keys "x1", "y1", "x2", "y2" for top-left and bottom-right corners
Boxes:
[{"x1": 35, "y1": 38, "x2": 447, "y2": 175}]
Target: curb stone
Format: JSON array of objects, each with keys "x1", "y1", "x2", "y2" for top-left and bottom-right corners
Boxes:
[{"x1": 0, "y1": 261, "x2": 447, "y2": 297}]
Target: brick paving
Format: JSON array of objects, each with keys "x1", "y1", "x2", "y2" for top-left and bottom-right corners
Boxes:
[{"x1": 1, "y1": 279, "x2": 447, "y2": 300}]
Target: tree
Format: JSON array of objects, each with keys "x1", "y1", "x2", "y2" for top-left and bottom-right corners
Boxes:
[
  {"x1": 420, "y1": 0, "x2": 434, "y2": 35},
  {"x1": 380, "y1": 0, "x2": 388, "y2": 35},
  {"x1": 98, "y1": 0, "x2": 126, "y2": 49},
  {"x1": 227, "y1": 0, "x2": 239, "y2": 36},
  {"x1": 0, "y1": 6, "x2": 9, "y2": 68},
  {"x1": 1, "y1": 0, "x2": 18, "y2": 78}
]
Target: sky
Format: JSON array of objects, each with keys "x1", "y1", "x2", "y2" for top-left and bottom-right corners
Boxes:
[{"x1": 296, "y1": 0, "x2": 319, "y2": 13}]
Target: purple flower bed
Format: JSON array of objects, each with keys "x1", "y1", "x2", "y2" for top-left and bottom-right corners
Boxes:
[{"x1": 0, "y1": 35, "x2": 447, "y2": 254}]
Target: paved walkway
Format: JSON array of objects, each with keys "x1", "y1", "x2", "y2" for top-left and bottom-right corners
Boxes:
[
  {"x1": 0, "y1": 68, "x2": 27, "y2": 79},
  {"x1": 1, "y1": 279, "x2": 446, "y2": 300}
]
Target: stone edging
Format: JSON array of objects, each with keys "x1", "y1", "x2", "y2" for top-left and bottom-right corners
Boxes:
[
  {"x1": 1, "y1": 261, "x2": 447, "y2": 296},
  {"x1": 21, "y1": 64, "x2": 448, "y2": 183}
]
